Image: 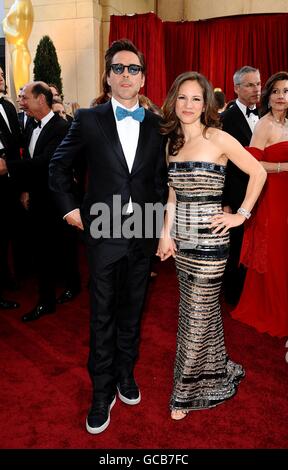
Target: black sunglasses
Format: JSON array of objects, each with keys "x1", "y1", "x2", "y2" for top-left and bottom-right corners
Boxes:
[{"x1": 110, "y1": 63, "x2": 143, "y2": 75}]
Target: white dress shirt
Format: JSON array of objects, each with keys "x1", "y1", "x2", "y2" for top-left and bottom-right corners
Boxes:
[
  {"x1": 111, "y1": 96, "x2": 140, "y2": 213},
  {"x1": 29, "y1": 110, "x2": 55, "y2": 158},
  {"x1": 236, "y1": 99, "x2": 259, "y2": 133}
]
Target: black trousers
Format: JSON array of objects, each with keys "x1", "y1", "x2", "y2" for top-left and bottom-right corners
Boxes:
[
  {"x1": 30, "y1": 205, "x2": 80, "y2": 306},
  {"x1": 0, "y1": 177, "x2": 26, "y2": 284},
  {"x1": 87, "y1": 238, "x2": 151, "y2": 400}
]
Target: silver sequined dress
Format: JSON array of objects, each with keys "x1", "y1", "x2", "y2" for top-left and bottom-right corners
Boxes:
[{"x1": 169, "y1": 161, "x2": 245, "y2": 411}]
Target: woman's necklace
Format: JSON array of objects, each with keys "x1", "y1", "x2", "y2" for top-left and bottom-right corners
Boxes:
[{"x1": 271, "y1": 111, "x2": 287, "y2": 125}]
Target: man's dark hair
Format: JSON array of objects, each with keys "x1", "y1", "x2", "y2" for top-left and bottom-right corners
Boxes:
[
  {"x1": 31, "y1": 82, "x2": 53, "y2": 108},
  {"x1": 0, "y1": 64, "x2": 7, "y2": 95},
  {"x1": 48, "y1": 83, "x2": 61, "y2": 97},
  {"x1": 105, "y1": 38, "x2": 146, "y2": 78}
]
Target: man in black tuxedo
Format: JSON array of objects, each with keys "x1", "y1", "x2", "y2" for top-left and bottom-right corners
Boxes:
[
  {"x1": 0, "y1": 66, "x2": 22, "y2": 309},
  {"x1": 16, "y1": 87, "x2": 28, "y2": 132},
  {"x1": 49, "y1": 39, "x2": 167, "y2": 434},
  {"x1": 0, "y1": 81, "x2": 80, "y2": 320},
  {"x1": 221, "y1": 65, "x2": 261, "y2": 305}
]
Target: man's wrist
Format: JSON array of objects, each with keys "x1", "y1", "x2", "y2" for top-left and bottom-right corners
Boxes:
[{"x1": 63, "y1": 208, "x2": 79, "y2": 220}]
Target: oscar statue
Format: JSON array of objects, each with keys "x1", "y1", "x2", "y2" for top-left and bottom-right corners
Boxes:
[{"x1": 2, "y1": 0, "x2": 34, "y2": 95}]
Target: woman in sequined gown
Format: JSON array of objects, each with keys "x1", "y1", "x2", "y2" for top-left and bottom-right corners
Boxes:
[
  {"x1": 157, "y1": 72, "x2": 266, "y2": 420},
  {"x1": 232, "y1": 72, "x2": 288, "y2": 337}
]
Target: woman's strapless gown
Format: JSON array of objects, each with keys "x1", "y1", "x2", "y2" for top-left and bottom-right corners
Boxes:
[
  {"x1": 232, "y1": 143, "x2": 288, "y2": 337},
  {"x1": 168, "y1": 161, "x2": 244, "y2": 411}
]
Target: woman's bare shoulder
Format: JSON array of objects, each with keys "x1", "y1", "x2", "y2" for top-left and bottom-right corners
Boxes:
[
  {"x1": 251, "y1": 115, "x2": 273, "y2": 141},
  {"x1": 205, "y1": 127, "x2": 226, "y2": 140},
  {"x1": 207, "y1": 127, "x2": 234, "y2": 144},
  {"x1": 256, "y1": 114, "x2": 273, "y2": 130}
]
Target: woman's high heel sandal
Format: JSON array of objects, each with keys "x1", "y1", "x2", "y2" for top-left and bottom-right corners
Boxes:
[{"x1": 171, "y1": 409, "x2": 189, "y2": 420}]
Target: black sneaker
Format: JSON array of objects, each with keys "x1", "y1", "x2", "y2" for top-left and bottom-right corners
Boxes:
[
  {"x1": 117, "y1": 377, "x2": 141, "y2": 405},
  {"x1": 86, "y1": 395, "x2": 116, "y2": 434}
]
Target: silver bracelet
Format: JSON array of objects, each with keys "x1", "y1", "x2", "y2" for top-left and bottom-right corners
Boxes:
[
  {"x1": 277, "y1": 162, "x2": 281, "y2": 173},
  {"x1": 237, "y1": 207, "x2": 251, "y2": 219}
]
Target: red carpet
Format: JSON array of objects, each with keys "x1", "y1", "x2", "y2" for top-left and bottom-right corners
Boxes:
[{"x1": 0, "y1": 255, "x2": 287, "y2": 450}]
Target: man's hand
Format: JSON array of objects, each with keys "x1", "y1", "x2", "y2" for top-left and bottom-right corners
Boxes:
[
  {"x1": 64, "y1": 208, "x2": 84, "y2": 230},
  {"x1": 0, "y1": 158, "x2": 8, "y2": 175},
  {"x1": 156, "y1": 236, "x2": 177, "y2": 261}
]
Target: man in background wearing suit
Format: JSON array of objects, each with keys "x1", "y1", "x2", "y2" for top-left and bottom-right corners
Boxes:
[
  {"x1": 0, "y1": 65, "x2": 22, "y2": 309},
  {"x1": 221, "y1": 66, "x2": 261, "y2": 305},
  {"x1": 49, "y1": 39, "x2": 167, "y2": 435},
  {"x1": 16, "y1": 87, "x2": 28, "y2": 132},
  {"x1": 0, "y1": 81, "x2": 80, "y2": 320}
]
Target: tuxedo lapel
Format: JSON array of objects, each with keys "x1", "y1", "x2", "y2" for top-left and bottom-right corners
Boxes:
[
  {"x1": 0, "y1": 110, "x2": 11, "y2": 135},
  {"x1": 0, "y1": 100, "x2": 21, "y2": 161},
  {"x1": 24, "y1": 119, "x2": 35, "y2": 158},
  {"x1": 33, "y1": 114, "x2": 57, "y2": 156},
  {"x1": 2, "y1": 100, "x2": 19, "y2": 136},
  {"x1": 95, "y1": 102, "x2": 129, "y2": 173},
  {"x1": 0, "y1": 107, "x2": 13, "y2": 149},
  {"x1": 233, "y1": 104, "x2": 252, "y2": 142},
  {"x1": 0, "y1": 115, "x2": 9, "y2": 148}
]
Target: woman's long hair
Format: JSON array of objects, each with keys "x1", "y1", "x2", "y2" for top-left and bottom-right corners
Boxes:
[
  {"x1": 260, "y1": 71, "x2": 288, "y2": 118},
  {"x1": 161, "y1": 71, "x2": 220, "y2": 156}
]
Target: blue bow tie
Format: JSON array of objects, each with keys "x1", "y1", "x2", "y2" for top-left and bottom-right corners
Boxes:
[{"x1": 115, "y1": 106, "x2": 145, "y2": 122}]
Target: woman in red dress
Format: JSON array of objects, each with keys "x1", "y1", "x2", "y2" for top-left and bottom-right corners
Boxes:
[{"x1": 231, "y1": 71, "x2": 288, "y2": 337}]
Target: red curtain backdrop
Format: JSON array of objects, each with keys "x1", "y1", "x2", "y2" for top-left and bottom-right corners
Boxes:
[
  {"x1": 109, "y1": 12, "x2": 288, "y2": 104},
  {"x1": 109, "y1": 12, "x2": 167, "y2": 107},
  {"x1": 164, "y1": 13, "x2": 288, "y2": 100}
]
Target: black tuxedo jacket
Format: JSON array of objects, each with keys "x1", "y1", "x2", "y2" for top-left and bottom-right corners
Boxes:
[
  {"x1": 0, "y1": 98, "x2": 22, "y2": 200},
  {"x1": 49, "y1": 101, "x2": 168, "y2": 255},
  {"x1": 0, "y1": 98, "x2": 21, "y2": 161},
  {"x1": 221, "y1": 102, "x2": 253, "y2": 147},
  {"x1": 7, "y1": 113, "x2": 69, "y2": 212},
  {"x1": 221, "y1": 102, "x2": 258, "y2": 210},
  {"x1": 17, "y1": 111, "x2": 28, "y2": 133}
]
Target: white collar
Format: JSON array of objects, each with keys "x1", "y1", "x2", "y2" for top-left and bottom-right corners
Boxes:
[
  {"x1": 37, "y1": 110, "x2": 55, "y2": 127},
  {"x1": 111, "y1": 97, "x2": 139, "y2": 115},
  {"x1": 236, "y1": 99, "x2": 256, "y2": 114}
]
